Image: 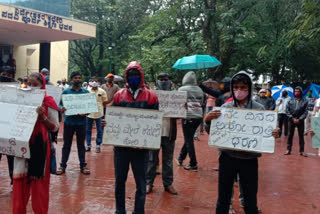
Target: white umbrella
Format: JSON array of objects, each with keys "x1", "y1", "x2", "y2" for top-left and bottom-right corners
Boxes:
[{"x1": 114, "y1": 75, "x2": 123, "y2": 82}]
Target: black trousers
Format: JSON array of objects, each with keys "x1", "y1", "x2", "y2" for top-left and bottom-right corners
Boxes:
[
  {"x1": 146, "y1": 137, "x2": 175, "y2": 187},
  {"x1": 114, "y1": 147, "x2": 148, "y2": 214},
  {"x1": 287, "y1": 119, "x2": 305, "y2": 152},
  {"x1": 178, "y1": 119, "x2": 202, "y2": 167},
  {"x1": 278, "y1": 113, "x2": 288, "y2": 137},
  {"x1": 60, "y1": 124, "x2": 87, "y2": 169},
  {"x1": 216, "y1": 153, "x2": 258, "y2": 214}
]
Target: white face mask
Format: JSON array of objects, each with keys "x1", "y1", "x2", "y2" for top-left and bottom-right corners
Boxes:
[{"x1": 90, "y1": 81, "x2": 99, "y2": 87}]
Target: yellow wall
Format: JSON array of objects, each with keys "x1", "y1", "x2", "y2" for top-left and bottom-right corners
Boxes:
[
  {"x1": 50, "y1": 41, "x2": 69, "y2": 84},
  {"x1": 14, "y1": 44, "x2": 40, "y2": 79},
  {"x1": 13, "y1": 41, "x2": 69, "y2": 84}
]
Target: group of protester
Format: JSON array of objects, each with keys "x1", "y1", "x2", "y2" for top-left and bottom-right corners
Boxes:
[{"x1": 0, "y1": 61, "x2": 319, "y2": 214}]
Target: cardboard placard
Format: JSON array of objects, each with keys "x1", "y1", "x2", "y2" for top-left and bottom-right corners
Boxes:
[
  {"x1": 103, "y1": 107, "x2": 163, "y2": 149},
  {"x1": 311, "y1": 117, "x2": 320, "y2": 148},
  {"x1": 62, "y1": 93, "x2": 98, "y2": 115},
  {"x1": 46, "y1": 85, "x2": 62, "y2": 105},
  {"x1": 153, "y1": 90, "x2": 187, "y2": 118},
  {"x1": 0, "y1": 86, "x2": 45, "y2": 158},
  {"x1": 208, "y1": 107, "x2": 277, "y2": 153}
]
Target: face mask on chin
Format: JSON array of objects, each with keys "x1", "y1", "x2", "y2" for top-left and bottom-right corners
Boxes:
[{"x1": 45, "y1": 76, "x2": 50, "y2": 82}]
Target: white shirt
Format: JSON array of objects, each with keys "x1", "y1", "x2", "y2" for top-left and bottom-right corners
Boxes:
[
  {"x1": 276, "y1": 96, "x2": 291, "y2": 114},
  {"x1": 313, "y1": 98, "x2": 320, "y2": 117}
]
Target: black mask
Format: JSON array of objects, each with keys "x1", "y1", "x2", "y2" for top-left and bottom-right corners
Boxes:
[
  {"x1": 0, "y1": 76, "x2": 13, "y2": 82},
  {"x1": 72, "y1": 81, "x2": 82, "y2": 87},
  {"x1": 157, "y1": 80, "x2": 172, "y2": 91}
]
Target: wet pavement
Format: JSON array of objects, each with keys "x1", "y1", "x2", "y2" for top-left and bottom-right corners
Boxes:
[{"x1": 1, "y1": 121, "x2": 320, "y2": 214}]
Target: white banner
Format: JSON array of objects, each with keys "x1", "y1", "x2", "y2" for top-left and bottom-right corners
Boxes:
[
  {"x1": 153, "y1": 90, "x2": 187, "y2": 118},
  {"x1": 62, "y1": 93, "x2": 98, "y2": 115},
  {"x1": 311, "y1": 117, "x2": 320, "y2": 148},
  {"x1": 0, "y1": 86, "x2": 45, "y2": 158},
  {"x1": 103, "y1": 107, "x2": 163, "y2": 149},
  {"x1": 46, "y1": 85, "x2": 62, "y2": 105},
  {"x1": 208, "y1": 107, "x2": 277, "y2": 153}
]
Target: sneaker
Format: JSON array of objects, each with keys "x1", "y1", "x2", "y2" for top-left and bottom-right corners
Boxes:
[
  {"x1": 284, "y1": 150, "x2": 291, "y2": 155},
  {"x1": 56, "y1": 167, "x2": 66, "y2": 175},
  {"x1": 86, "y1": 147, "x2": 91, "y2": 152},
  {"x1": 183, "y1": 165, "x2": 198, "y2": 171},
  {"x1": 300, "y1": 152, "x2": 308, "y2": 157},
  {"x1": 96, "y1": 147, "x2": 101, "y2": 153},
  {"x1": 175, "y1": 157, "x2": 182, "y2": 166},
  {"x1": 80, "y1": 167, "x2": 90, "y2": 175}
]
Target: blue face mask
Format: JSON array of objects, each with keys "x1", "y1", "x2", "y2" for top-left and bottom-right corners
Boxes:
[
  {"x1": 45, "y1": 76, "x2": 50, "y2": 82},
  {"x1": 128, "y1": 76, "x2": 141, "y2": 89}
]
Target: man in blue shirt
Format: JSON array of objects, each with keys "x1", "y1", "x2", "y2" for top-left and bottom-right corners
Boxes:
[{"x1": 56, "y1": 72, "x2": 90, "y2": 175}]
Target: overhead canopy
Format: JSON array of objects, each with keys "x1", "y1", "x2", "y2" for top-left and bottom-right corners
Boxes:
[{"x1": 0, "y1": 3, "x2": 96, "y2": 46}]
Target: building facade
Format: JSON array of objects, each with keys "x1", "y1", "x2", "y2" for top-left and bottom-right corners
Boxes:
[{"x1": 0, "y1": 1, "x2": 96, "y2": 84}]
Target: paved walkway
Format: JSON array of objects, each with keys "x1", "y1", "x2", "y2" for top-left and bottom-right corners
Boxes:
[{"x1": 1, "y1": 122, "x2": 320, "y2": 214}]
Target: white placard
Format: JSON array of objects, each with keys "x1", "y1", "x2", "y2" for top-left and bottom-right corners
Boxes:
[
  {"x1": 46, "y1": 85, "x2": 62, "y2": 105},
  {"x1": 103, "y1": 107, "x2": 163, "y2": 149},
  {"x1": 153, "y1": 90, "x2": 187, "y2": 118},
  {"x1": 62, "y1": 93, "x2": 98, "y2": 116},
  {"x1": 208, "y1": 107, "x2": 277, "y2": 153},
  {"x1": 311, "y1": 117, "x2": 320, "y2": 148},
  {"x1": 0, "y1": 85, "x2": 45, "y2": 158}
]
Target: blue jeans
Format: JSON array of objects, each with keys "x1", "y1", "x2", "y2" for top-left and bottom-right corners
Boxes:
[
  {"x1": 86, "y1": 117, "x2": 103, "y2": 148},
  {"x1": 114, "y1": 147, "x2": 148, "y2": 214},
  {"x1": 61, "y1": 124, "x2": 87, "y2": 169}
]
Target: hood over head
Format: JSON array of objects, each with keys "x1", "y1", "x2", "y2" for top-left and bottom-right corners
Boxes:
[
  {"x1": 182, "y1": 71, "x2": 197, "y2": 86},
  {"x1": 230, "y1": 71, "x2": 253, "y2": 106},
  {"x1": 124, "y1": 61, "x2": 145, "y2": 89}
]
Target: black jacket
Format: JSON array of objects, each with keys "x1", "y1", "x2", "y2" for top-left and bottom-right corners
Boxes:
[{"x1": 286, "y1": 87, "x2": 308, "y2": 121}]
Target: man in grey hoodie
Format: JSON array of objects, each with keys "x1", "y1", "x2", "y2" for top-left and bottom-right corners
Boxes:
[
  {"x1": 176, "y1": 71, "x2": 205, "y2": 171},
  {"x1": 205, "y1": 71, "x2": 279, "y2": 214}
]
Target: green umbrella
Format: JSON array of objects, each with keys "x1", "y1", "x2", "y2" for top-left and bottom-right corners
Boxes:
[{"x1": 172, "y1": 55, "x2": 221, "y2": 70}]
